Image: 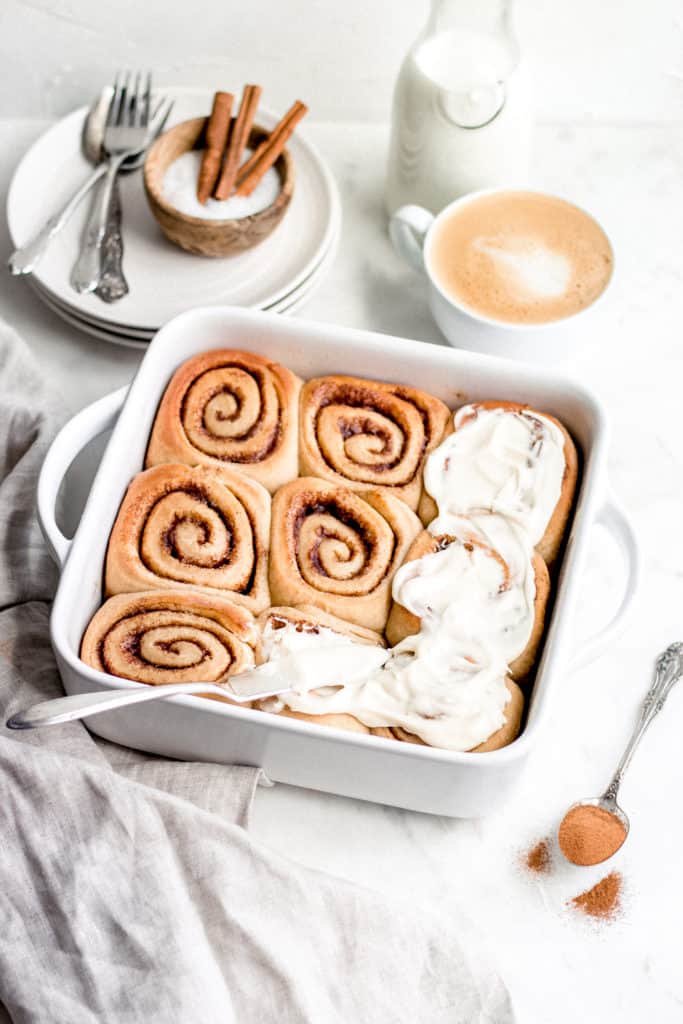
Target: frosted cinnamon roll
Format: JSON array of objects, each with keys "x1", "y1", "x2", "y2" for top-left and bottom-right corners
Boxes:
[
  {"x1": 105, "y1": 464, "x2": 270, "y2": 613},
  {"x1": 419, "y1": 401, "x2": 578, "y2": 563},
  {"x1": 269, "y1": 478, "x2": 421, "y2": 632},
  {"x1": 299, "y1": 375, "x2": 450, "y2": 511},
  {"x1": 255, "y1": 605, "x2": 386, "y2": 734},
  {"x1": 254, "y1": 605, "x2": 520, "y2": 751},
  {"x1": 81, "y1": 590, "x2": 257, "y2": 702},
  {"x1": 371, "y1": 679, "x2": 524, "y2": 753},
  {"x1": 146, "y1": 349, "x2": 302, "y2": 493},
  {"x1": 386, "y1": 517, "x2": 549, "y2": 681},
  {"x1": 259, "y1": 624, "x2": 518, "y2": 751}
]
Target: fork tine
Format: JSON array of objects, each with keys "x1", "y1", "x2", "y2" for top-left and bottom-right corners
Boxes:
[
  {"x1": 143, "y1": 97, "x2": 173, "y2": 145},
  {"x1": 152, "y1": 98, "x2": 173, "y2": 136},
  {"x1": 106, "y1": 72, "x2": 124, "y2": 127},
  {"x1": 131, "y1": 71, "x2": 142, "y2": 127},
  {"x1": 141, "y1": 72, "x2": 152, "y2": 128},
  {"x1": 117, "y1": 70, "x2": 131, "y2": 126}
]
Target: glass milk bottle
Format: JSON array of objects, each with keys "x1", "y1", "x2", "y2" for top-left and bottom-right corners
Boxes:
[{"x1": 385, "y1": 0, "x2": 532, "y2": 216}]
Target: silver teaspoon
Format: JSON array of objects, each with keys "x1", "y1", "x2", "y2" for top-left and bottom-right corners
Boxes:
[{"x1": 559, "y1": 642, "x2": 683, "y2": 864}]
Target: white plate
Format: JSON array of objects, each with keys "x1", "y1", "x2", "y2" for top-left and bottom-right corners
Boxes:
[
  {"x1": 28, "y1": 212, "x2": 340, "y2": 339},
  {"x1": 8, "y1": 88, "x2": 341, "y2": 332},
  {"x1": 32, "y1": 228, "x2": 340, "y2": 348}
]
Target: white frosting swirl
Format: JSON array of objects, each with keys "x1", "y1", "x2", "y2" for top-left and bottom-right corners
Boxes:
[
  {"x1": 261, "y1": 620, "x2": 509, "y2": 751},
  {"x1": 394, "y1": 512, "x2": 536, "y2": 666},
  {"x1": 259, "y1": 619, "x2": 387, "y2": 700},
  {"x1": 424, "y1": 405, "x2": 566, "y2": 545}
]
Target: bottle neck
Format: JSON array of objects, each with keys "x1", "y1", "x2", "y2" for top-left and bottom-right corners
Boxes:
[
  {"x1": 421, "y1": 0, "x2": 520, "y2": 78},
  {"x1": 426, "y1": 0, "x2": 514, "y2": 38},
  {"x1": 411, "y1": 0, "x2": 520, "y2": 126}
]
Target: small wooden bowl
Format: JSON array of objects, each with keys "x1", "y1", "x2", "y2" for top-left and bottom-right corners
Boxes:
[{"x1": 143, "y1": 117, "x2": 294, "y2": 257}]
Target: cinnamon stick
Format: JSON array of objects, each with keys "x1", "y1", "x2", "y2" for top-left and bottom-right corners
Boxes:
[
  {"x1": 214, "y1": 84, "x2": 262, "y2": 200},
  {"x1": 235, "y1": 100, "x2": 308, "y2": 197},
  {"x1": 197, "y1": 91, "x2": 233, "y2": 204}
]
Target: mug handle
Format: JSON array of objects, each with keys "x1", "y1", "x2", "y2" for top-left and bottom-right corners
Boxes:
[{"x1": 389, "y1": 205, "x2": 435, "y2": 273}]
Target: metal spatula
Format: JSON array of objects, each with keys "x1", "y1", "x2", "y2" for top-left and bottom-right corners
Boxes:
[{"x1": 6, "y1": 646, "x2": 388, "y2": 730}]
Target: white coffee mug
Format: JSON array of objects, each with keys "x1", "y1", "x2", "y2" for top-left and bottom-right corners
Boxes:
[{"x1": 389, "y1": 187, "x2": 614, "y2": 363}]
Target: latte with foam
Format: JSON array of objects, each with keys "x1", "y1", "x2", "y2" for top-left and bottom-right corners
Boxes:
[{"x1": 428, "y1": 191, "x2": 613, "y2": 325}]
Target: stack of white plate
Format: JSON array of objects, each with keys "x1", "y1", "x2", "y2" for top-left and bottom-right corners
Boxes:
[{"x1": 7, "y1": 88, "x2": 341, "y2": 348}]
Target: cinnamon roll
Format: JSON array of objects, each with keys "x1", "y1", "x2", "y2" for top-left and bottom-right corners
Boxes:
[
  {"x1": 371, "y1": 679, "x2": 524, "y2": 752},
  {"x1": 269, "y1": 478, "x2": 421, "y2": 632},
  {"x1": 105, "y1": 463, "x2": 270, "y2": 613},
  {"x1": 420, "y1": 401, "x2": 578, "y2": 563},
  {"x1": 299, "y1": 375, "x2": 450, "y2": 511},
  {"x1": 255, "y1": 605, "x2": 385, "y2": 734},
  {"x1": 146, "y1": 349, "x2": 302, "y2": 493},
  {"x1": 278, "y1": 709, "x2": 370, "y2": 733},
  {"x1": 386, "y1": 517, "x2": 550, "y2": 681},
  {"x1": 81, "y1": 590, "x2": 257, "y2": 702}
]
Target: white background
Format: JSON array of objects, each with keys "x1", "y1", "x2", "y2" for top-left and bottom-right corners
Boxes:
[{"x1": 2, "y1": 0, "x2": 683, "y2": 122}]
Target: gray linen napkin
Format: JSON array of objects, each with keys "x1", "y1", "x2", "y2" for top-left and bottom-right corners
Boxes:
[{"x1": 0, "y1": 321, "x2": 514, "y2": 1024}]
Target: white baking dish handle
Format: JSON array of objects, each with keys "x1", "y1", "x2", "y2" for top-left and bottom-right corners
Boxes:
[
  {"x1": 570, "y1": 490, "x2": 639, "y2": 671},
  {"x1": 37, "y1": 386, "x2": 128, "y2": 567}
]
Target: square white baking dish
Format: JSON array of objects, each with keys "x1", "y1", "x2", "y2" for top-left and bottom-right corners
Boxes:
[{"x1": 37, "y1": 307, "x2": 639, "y2": 817}]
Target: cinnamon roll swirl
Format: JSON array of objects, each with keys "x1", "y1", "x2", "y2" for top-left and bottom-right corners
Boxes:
[
  {"x1": 299, "y1": 375, "x2": 450, "y2": 511},
  {"x1": 105, "y1": 464, "x2": 270, "y2": 613},
  {"x1": 386, "y1": 518, "x2": 549, "y2": 681},
  {"x1": 81, "y1": 590, "x2": 257, "y2": 701},
  {"x1": 255, "y1": 605, "x2": 385, "y2": 734},
  {"x1": 419, "y1": 401, "x2": 578, "y2": 563},
  {"x1": 146, "y1": 349, "x2": 302, "y2": 493},
  {"x1": 269, "y1": 478, "x2": 422, "y2": 632},
  {"x1": 371, "y1": 679, "x2": 524, "y2": 752}
]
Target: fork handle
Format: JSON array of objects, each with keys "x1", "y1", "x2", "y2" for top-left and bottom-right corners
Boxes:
[
  {"x1": 8, "y1": 164, "x2": 107, "y2": 276},
  {"x1": 71, "y1": 153, "x2": 127, "y2": 294},
  {"x1": 94, "y1": 178, "x2": 129, "y2": 303}
]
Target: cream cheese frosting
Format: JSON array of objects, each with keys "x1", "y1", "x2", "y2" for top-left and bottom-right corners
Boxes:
[
  {"x1": 258, "y1": 618, "x2": 388, "y2": 706},
  {"x1": 261, "y1": 619, "x2": 509, "y2": 751},
  {"x1": 395, "y1": 513, "x2": 536, "y2": 666},
  {"x1": 424, "y1": 405, "x2": 566, "y2": 545}
]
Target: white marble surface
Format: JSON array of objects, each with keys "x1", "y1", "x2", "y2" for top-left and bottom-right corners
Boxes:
[{"x1": 2, "y1": 118, "x2": 683, "y2": 1021}]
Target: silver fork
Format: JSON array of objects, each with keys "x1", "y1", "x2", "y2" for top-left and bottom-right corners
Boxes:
[
  {"x1": 71, "y1": 71, "x2": 157, "y2": 295},
  {"x1": 94, "y1": 96, "x2": 173, "y2": 303}
]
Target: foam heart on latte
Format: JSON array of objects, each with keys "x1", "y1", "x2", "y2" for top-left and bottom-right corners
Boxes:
[{"x1": 428, "y1": 190, "x2": 613, "y2": 325}]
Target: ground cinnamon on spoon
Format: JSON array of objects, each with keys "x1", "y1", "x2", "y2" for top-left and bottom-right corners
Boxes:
[
  {"x1": 570, "y1": 872, "x2": 622, "y2": 920},
  {"x1": 558, "y1": 804, "x2": 627, "y2": 866}
]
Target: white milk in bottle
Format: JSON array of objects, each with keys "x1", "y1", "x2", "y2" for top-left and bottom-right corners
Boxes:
[{"x1": 385, "y1": 0, "x2": 532, "y2": 216}]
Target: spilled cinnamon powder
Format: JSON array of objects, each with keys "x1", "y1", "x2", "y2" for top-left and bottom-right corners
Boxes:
[
  {"x1": 558, "y1": 804, "x2": 627, "y2": 866},
  {"x1": 524, "y1": 838, "x2": 551, "y2": 875},
  {"x1": 570, "y1": 872, "x2": 622, "y2": 920}
]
